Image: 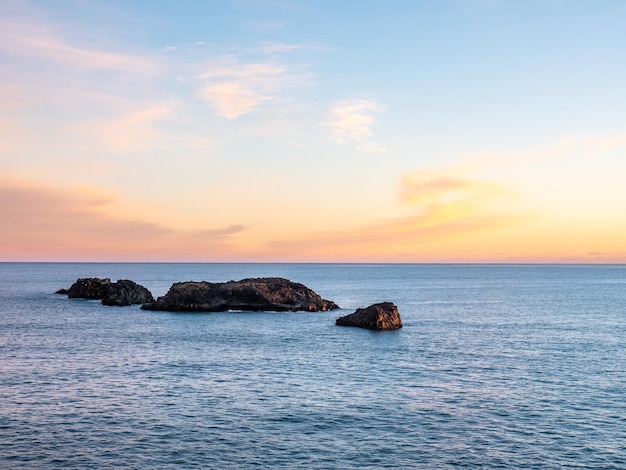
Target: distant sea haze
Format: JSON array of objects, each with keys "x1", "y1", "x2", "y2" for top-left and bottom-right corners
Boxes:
[{"x1": 1, "y1": 263, "x2": 625, "y2": 468}]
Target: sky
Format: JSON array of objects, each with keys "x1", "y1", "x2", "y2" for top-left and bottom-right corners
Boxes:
[{"x1": 1, "y1": 0, "x2": 626, "y2": 262}]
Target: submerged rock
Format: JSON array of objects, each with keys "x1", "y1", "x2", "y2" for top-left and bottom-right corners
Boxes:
[
  {"x1": 335, "y1": 302, "x2": 402, "y2": 330},
  {"x1": 141, "y1": 277, "x2": 339, "y2": 312},
  {"x1": 58, "y1": 277, "x2": 154, "y2": 307}
]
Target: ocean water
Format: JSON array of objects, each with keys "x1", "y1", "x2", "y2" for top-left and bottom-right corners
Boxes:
[{"x1": 1, "y1": 263, "x2": 625, "y2": 469}]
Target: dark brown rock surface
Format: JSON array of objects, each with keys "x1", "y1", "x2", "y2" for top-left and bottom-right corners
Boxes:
[
  {"x1": 141, "y1": 277, "x2": 339, "y2": 312},
  {"x1": 102, "y1": 279, "x2": 154, "y2": 306},
  {"x1": 65, "y1": 277, "x2": 112, "y2": 299},
  {"x1": 58, "y1": 277, "x2": 154, "y2": 307},
  {"x1": 335, "y1": 302, "x2": 402, "y2": 330}
]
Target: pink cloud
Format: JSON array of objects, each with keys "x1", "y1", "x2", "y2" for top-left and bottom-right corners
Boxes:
[
  {"x1": 0, "y1": 17, "x2": 160, "y2": 77},
  {"x1": 0, "y1": 180, "x2": 247, "y2": 261},
  {"x1": 197, "y1": 56, "x2": 311, "y2": 119}
]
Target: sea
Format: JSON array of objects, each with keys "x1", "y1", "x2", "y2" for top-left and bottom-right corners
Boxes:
[{"x1": 0, "y1": 263, "x2": 625, "y2": 469}]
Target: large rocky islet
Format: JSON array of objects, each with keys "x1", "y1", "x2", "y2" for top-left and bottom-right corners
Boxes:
[{"x1": 141, "y1": 277, "x2": 339, "y2": 312}]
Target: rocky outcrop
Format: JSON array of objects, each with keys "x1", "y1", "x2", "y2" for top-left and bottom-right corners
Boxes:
[
  {"x1": 335, "y1": 302, "x2": 402, "y2": 330},
  {"x1": 57, "y1": 277, "x2": 154, "y2": 307},
  {"x1": 64, "y1": 277, "x2": 112, "y2": 299},
  {"x1": 102, "y1": 279, "x2": 154, "y2": 306},
  {"x1": 141, "y1": 277, "x2": 339, "y2": 312}
]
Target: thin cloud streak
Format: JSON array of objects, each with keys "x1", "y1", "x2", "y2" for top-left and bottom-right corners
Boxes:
[
  {"x1": 264, "y1": 169, "x2": 527, "y2": 260},
  {"x1": 400, "y1": 170, "x2": 509, "y2": 207},
  {"x1": 256, "y1": 41, "x2": 303, "y2": 54},
  {"x1": 0, "y1": 180, "x2": 247, "y2": 261},
  {"x1": 0, "y1": 18, "x2": 160, "y2": 77},
  {"x1": 264, "y1": 210, "x2": 523, "y2": 261},
  {"x1": 194, "y1": 225, "x2": 249, "y2": 239}
]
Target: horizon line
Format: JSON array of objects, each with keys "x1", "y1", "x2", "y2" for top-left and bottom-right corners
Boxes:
[{"x1": 1, "y1": 261, "x2": 626, "y2": 266}]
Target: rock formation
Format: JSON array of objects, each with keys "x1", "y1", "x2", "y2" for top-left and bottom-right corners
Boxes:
[
  {"x1": 64, "y1": 277, "x2": 112, "y2": 299},
  {"x1": 101, "y1": 279, "x2": 154, "y2": 307},
  {"x1": 141, "y1": 277, "x2": 339, "y2": 312},
  {"x1": 57, "y1": 277, "x2": 154, "y2": 307},
  {"x1": 335, "y1": 302, "x2": 402, "y2": 330}
]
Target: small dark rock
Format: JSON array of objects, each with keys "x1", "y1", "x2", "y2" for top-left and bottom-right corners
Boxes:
[
  {"x1": 142, "y1": 277, "x2": 339, "y2": 312},
  {"x1": 59, "y1": 277, "x2": 154, "y2": 307},
  {"x1": 335, "y1": 302, "x2": 402, "y2": 330}
]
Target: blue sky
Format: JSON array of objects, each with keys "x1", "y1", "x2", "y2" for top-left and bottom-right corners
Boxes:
[{"x1": 1, "y1": 0, "x2": 626, "y2": 261}]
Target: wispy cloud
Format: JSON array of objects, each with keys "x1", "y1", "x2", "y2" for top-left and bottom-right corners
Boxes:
[
  {"x1": 326, "y1": 99, "x2": 387, "y2": 153},
  {"x1": 397, "y1": 169, "x2": 520, "y2": 231},
  {"x1": 0, "y1": 179, "x2": 247, "y2": 261},
  {"x1": 199, "y1": 81, "x2": 274, "y2": 119},
  {"x1": 70, "y1": 105, "x2": 173, "y2": 153},
  {"x1": 264, "y1": 168, "x2": 526, "y2": 260},
  {"x1": 256, "y1": 41, "x2": 303, "y2": 54},
  {"x1": 198, "y1": 61, "x2": 288, "y2": 79},
  {"x1": 327, "y1": 99, "x2": 378, "y2": 143},
  {"x1": 400, "y1": 170, "x2": 508, "y2": 207},
  {"x1": 194, "y1": 225, "x2": 248, "y2": 239},
  {"x1": 0, "y1": 17, "x2": 160, "y2": 78},
  {"x1": 197, "y1": 55, "x2": 309, "y2": 119}
]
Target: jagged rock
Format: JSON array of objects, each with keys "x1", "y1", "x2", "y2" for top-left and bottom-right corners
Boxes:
[
  {"x1": 141, "y1": 277, "x2": 339, "y2": 312},
  {"x1": 335, "y1": 302, "x2": 402, "y2": 330},
  {"x1": 58, "y1": 277, "x2": 154, "y2": 307},
  {"x1": 102, "y1": 279, "x2": 154, "y2": 306},
  {"x1": 65, "y1": 277, "x2": 112, "y2": 299}
]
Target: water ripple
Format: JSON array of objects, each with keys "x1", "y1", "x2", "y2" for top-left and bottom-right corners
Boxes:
[{"x1": 1, "y1": 263, "x2": 625, "y2": 468}]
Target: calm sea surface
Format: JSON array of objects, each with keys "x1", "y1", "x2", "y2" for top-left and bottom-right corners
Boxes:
[{"x1": 1, "y1": 263, "x2": 625, "y2": 469}]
